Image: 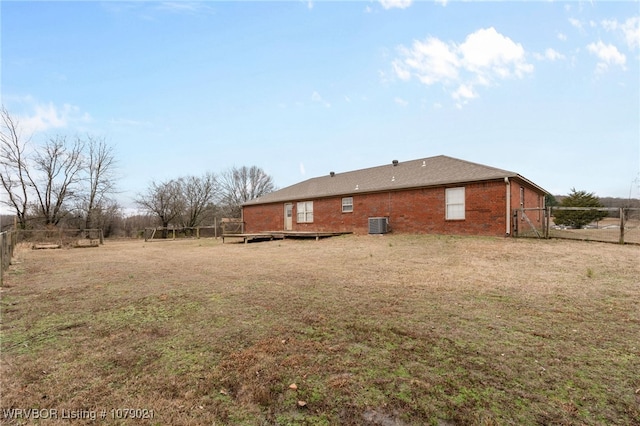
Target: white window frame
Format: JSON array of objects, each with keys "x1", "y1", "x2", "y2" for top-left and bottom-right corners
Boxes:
[
  {"x1": 342, "y1": 197, "x2": 353, "y2": 213},
  {"x1": 445, "y1": 187, "x2": 465, "y2": 220},
  {"x1": 296, "y1": 201, "x2": 314, "y2": 223}
]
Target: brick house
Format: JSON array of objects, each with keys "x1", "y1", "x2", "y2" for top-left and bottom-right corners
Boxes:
[{"x1": 241, "y1": 155, "x2": 548, "y2": 237}]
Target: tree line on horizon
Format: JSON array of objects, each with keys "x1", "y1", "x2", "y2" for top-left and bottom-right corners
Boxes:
[
  {"x1": 0, "y1": 106, "x2": 275, "y2": 237},
  {"x1": 2, "y1": 106, "x2": 638, "y2": 236}
]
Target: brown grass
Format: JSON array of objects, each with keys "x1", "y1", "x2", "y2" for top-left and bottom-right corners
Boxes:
[{"x1": 1, "y1": 235, "x2": 639, "y2": 425}]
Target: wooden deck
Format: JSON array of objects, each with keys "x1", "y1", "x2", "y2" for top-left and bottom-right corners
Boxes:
[{"x1": 222, "y1": 231, "x2": 351, "y2": 244}]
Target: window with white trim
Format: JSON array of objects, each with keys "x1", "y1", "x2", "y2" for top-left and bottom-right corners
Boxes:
[
  {"x1": 445, "y1": 187, "x2": 465, "y2": 220},
  {"x1": 342, "y1": 197, "x2": 353, "y2": 213},
  {"x1": 297, "y1": 201, "x2": 314, "y2": 223}
]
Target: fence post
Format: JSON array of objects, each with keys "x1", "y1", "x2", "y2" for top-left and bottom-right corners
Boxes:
[
  {"x1": 0, "y1": 230, "x2": 16, "y2": 287},
  {"x1": 619, "y1": 207, "x2": 624, "y2": 244},
  {"x1": 1, "y1": 233, "x2": 4, "y2": 287}
]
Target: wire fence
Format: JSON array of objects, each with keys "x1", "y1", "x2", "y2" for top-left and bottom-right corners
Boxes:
[
  {"x1": 1, "y1": 230, "x2": 18, "y2": 286},
  {"x1": 514, "y1": 207, "x2": 640, "y2": 244}
]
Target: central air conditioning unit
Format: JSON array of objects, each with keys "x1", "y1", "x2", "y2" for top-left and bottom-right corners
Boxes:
[{"x1": 368, "y1": 217, "x2": 389, "y2": 234}]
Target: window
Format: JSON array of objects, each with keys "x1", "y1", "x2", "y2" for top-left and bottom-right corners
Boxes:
[
  {"x1": 297, "y1": 201, "x2": 313, "y2": 223},
  {"x1": 445, "y1": 187, "x2": 465, "y2": 220},
  {"x1": 342, "y1": 197, "x2": 353, "y2": 213}
]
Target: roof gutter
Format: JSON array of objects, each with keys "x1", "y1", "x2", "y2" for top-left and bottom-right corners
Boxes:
[{"x1": 505, "y1": 177, "x2": 511, "y2": 236}]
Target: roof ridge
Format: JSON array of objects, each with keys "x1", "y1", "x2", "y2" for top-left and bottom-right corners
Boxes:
[
  {"x1": 436, "y1": 155, "x2": 516, "y2": 175},
  {"x1": 244, "y1": 155, "x2": 541, "y2": 206}
]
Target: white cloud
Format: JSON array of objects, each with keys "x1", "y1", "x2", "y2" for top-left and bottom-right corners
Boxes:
[
  {"x1": 545, "y1": 48, "x2": 565, "y2": 61},
  {"x1": 569, "y1": 18, "x2": 583, "y2": 31},
  {"x1": 299, "y1": 162, "x2": 306, "y2": 175},
  {"x1": 379, "y1": 0, "x2": 412, "y2": 10},
  {"x1": 392, "y1": 27, "x2": 533, "y2": 107},
  {"x1": 452, "y1": 84, "x2": 477, "y2": 101},
  {"x1": 557, "y1": 32, "x2": 567, "y2": 41},
  {"x1": 311, "y1": 91, "x2": 331, "y2": 107},
  {"x1": 19, "y1": 102, "x2": 91, "y2": 134},
  {"x1": 394, "y1": 97, "x2": 409, "y2": 107},
  {"x1": 621, "y1": 17, "x2": 640, "y2": 49},
  {"x1": 394, "y1": 37, "x2": 459, "y2": 85},
  {"x1": 534, "y1": 48, "x2": 566, "y2": 61},
  {"x1": 392, "y1": 60, "x2": 411, "y2": 81},
  {"x1": 459, "y1": 27, "x2": 533, "y2": 79},
  {"x1": 602, "y1": 17, "x2": 640, "y2": 50},
  {"x1": 587, "y1": 41, "x2": 626, "y2": 73},
  {"x1": 601, "y1": 19, "x2": 617, "y2": 32},
  {"x1": 156, "y1": 2, "x2": 215, "y2": 15}
]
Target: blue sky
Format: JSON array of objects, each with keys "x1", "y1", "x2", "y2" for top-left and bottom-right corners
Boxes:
[{"x1": 2, "y1": 0, "x2": 639, "y2": 212}]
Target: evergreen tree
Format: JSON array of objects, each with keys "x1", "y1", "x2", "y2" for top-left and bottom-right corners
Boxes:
[{"x1": 553, "y1": 188, "x2": 607, "y2": 228}]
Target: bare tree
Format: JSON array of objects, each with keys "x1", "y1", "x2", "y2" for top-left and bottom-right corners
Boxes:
[
  {"x1": 219, "y1": 165, "x2": 275, "y2": 217},
  {"x1": 122, "y1": 213, "x2": 156, "y2": 238},
  {"x1": 82, "y1": 136, "x2": 117, "y2": 229},
  {"x1": 1, "y1": 107, "x2": 122, "y2": 231},
  {"x1": 135, "y1": 179, "x2": 185, "y2": 238},
  {"x1": 0, "y1": 106, "x2": 35, "y2": 229},
  {"x1": 30, "y1": 136, "x2": 84, "y2": 226},
  {"x1": 88, "y1": 200, "x2": 122, "y2": 237},
  {"x1": 180, "y1": 172, "x2": 218, "y2": 228}
]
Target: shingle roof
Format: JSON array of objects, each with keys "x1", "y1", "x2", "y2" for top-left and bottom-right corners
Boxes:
[{"x1": 244, "y1": 155, "x2": 545, "y2": 205}]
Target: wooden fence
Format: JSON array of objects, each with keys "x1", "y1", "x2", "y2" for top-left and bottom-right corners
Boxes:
[
  {"x1": 143, "y1": 225, "x2": 220, "y2": 241},
  {"x1": 0, "y1": 230, "x2": 18, "y2": 286},
  {"x1": 513, "y1": 207, "x2": 640, "y2": 244},
  {"x1": 17, "y1": 228, "x2": 105, "y2": 247},
  {"x1": 221, "y1": 218, "x2": 244, "y2": 235}
]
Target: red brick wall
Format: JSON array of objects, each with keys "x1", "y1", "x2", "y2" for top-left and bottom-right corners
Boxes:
[
  {"x1": 243, "y1": 179, "x2": 545, "y2": 237},
  {"x1": 242, "y1": 202, "x2": 284, "y2": 232},
  {"x1": 510, "y1": 179, "x2": 546, "y2": 230}
]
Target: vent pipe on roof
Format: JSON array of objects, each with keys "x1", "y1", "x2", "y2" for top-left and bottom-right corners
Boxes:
[
  {"x1": 392, "y1": 159, "x2": 399, "y2": 166},
  {"x1": 422, "y1": 160, "x2": 426, "y2": 167},
  {"x1": 330, "y1": 171, "x2": 335, "y2": 177}
]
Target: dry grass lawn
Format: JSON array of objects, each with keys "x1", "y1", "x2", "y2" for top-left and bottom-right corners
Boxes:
[{"x1": 1, "y1": 235, "x2": 639, "y2": 425}]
